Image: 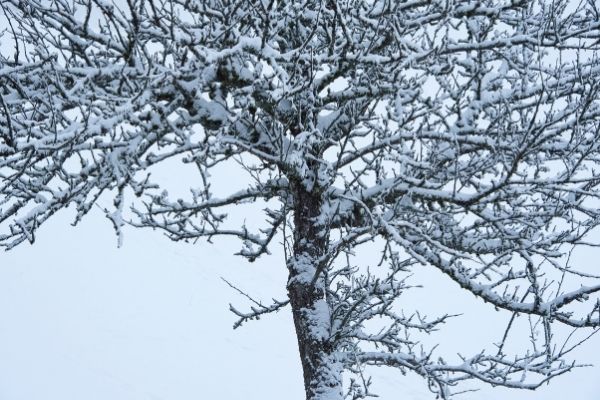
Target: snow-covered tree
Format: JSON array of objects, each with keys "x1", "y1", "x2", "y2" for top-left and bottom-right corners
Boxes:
[{"x1": 2, "y1": 0, "x2": 600, "y2": 398}]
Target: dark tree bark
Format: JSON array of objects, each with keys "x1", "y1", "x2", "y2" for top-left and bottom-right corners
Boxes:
[{"x1": 287, "y1": 185, "x2": 343, "y2": 400}]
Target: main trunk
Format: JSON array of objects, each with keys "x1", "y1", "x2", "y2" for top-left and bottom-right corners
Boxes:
[{"x1": 287, "y1": 187, "x2": 343, "y2": 400}]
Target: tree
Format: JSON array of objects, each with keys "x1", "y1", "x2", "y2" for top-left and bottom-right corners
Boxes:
[{"x1": 1, "y1": 0, "x2": 600, "y2": 398}]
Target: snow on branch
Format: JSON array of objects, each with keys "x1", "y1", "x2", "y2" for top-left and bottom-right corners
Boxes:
[{"x1": 2, "y1": 0, "x2": 600, "y2": 398}]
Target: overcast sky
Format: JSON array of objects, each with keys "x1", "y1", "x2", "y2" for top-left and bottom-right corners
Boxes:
[{"x1": 0, "y1": 205, "x2": 598, "y2": 400}]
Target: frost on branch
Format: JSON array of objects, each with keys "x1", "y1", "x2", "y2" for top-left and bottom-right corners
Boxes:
[{"x1": 2, "y1": 0, "x2": 600, "y2": 398}]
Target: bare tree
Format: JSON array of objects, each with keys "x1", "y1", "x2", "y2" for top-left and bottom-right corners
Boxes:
[{"x1": 2, "y1": 0, "x2": 600, "y2": 398}]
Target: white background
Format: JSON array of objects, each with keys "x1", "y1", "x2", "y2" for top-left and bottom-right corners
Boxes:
[{"x1": 0, "y1": 207, "x2": 598, "y2": 400}]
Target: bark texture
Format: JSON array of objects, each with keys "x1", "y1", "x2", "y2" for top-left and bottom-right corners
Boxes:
[{"x1": 288, "y1": 186, "x2": 343, "y2": 400}]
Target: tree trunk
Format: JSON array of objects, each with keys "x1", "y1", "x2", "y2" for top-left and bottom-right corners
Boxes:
[{"x1": 287, "y1": 186, "x2": 343, "y2": 400}]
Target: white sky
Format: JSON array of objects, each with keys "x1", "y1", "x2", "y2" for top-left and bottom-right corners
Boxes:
[
  {"x1": 0, "y1": 3, "x2": 598, "y2": 398},
  {"x1": 0, "y1": 206, "x2": 598, "y2": 400}
]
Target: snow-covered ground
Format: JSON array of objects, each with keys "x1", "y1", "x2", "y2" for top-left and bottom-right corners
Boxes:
[{"x1": 0, "y1": 209, "x2": 598, "y2": 400}]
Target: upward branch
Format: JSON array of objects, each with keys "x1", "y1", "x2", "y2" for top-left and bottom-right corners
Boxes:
[{"x1": 1, "y1": 0, "x2": 600, "y2": 398}]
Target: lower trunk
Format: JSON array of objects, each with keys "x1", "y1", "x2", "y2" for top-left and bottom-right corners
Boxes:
[
  {"x1": 288, "y1": 275, "x2": 343, "y2": 400},
  {"x1": 288, "y1": 185, "x2": 343, "y2": 400}
]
